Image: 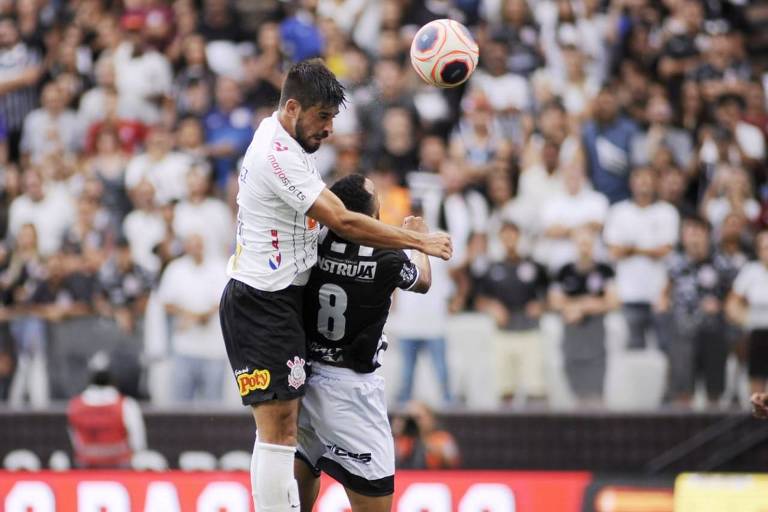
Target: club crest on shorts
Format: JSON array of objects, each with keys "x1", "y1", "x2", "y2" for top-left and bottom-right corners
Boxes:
[{"x1": 286, "y1": 356, "x2": 306, "y2": 389}]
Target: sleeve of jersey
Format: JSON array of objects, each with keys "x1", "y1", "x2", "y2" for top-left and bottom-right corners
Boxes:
[
  {"x1": 263, "y1": 149, "x2": 326, "y2": 214},
  {"x1": 395, "y1": 252, "x2": 420, "y2": 291}
]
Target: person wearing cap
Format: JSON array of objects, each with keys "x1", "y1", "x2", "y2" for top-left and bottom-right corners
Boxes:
[
  {"x1": 112, "y1": 10, "x2": 172, "y2": 124},
  {"x1": 66, "y1": 352, "x2": 147, "y2": 469},
  {"x1": 475, "y1": 220, "x2": 549, "y2": 405}
]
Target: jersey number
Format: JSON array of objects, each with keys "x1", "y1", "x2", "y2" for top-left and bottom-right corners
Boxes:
[{"x1": 317, "y1": 284, "x2": 347, "y2": 341}]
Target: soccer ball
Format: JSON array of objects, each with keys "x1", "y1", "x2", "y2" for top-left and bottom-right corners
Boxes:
[{"x1": 410, "y1": 19, "x2": 479, "y2": 88}]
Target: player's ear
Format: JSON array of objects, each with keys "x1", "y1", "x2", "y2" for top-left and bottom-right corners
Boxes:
[{"x1": 284, "y1": 98, "x2": 302, "y2": 119}]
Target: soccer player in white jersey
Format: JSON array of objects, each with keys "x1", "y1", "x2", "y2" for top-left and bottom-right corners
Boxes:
[{"x1": 218, "y1": 59, "x2": 452, "y2": 512}]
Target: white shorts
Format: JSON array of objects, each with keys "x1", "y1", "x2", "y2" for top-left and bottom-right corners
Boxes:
[{"x1": 297, "y1": 362, "x2": 395, "y2": 496}]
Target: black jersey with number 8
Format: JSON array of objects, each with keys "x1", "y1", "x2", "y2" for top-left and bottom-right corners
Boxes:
[{"x1": 303, "y1": 228, "x2": 420, "y2": 373}]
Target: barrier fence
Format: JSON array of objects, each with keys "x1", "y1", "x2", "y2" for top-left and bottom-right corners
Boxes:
[{"x1": 2, "y1": 470, "x2": 768, "y2": 511}]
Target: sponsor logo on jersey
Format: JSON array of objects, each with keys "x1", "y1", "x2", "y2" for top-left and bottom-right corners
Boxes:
[
  {"x1": 306, "y1": 217, "x2": 318, "y2": 230},
  {"x1": 273, "y1": 140, "x2": 289, "y2": 152},
  {"x1": 286, "y1": 356, "x2": 306, "y2": 389},
  {"x1": 309, "y1": 343, "x2": 344, "y2": 363},
  {"x1": 267, "y1": 154, "x2": 307, "y2": 201},
  {"x1": 269, "y1": 229, "x2": 281, "y2": 270},
  {"x1": 237, "y1": 369, "x2": 271, "y2": 396},
  {"x1": 317, "y1": 256, "x2": 377, "y2": 280},
  {"x1": 325, "y1": 444, "x2": 372, "y2": 464}
]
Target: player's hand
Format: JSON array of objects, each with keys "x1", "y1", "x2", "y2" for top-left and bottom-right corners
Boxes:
[
  {"x1": 751, "y1": 393, "x2": 768, "y2": 419},
  {"x1": 402, "y1": 216, "x2": 429, "y2": 234},
  {"x1": 419, "y1": 231, "x2": 452, "y2": 260}
]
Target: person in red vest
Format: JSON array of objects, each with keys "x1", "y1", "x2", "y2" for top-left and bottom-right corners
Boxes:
[{"x1": 67, "y1": 352, "x2": 147, "y2": 468}]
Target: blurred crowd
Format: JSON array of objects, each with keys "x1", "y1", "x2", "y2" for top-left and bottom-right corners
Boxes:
[{"x1": 0, "y1": 0, "x2": 765, "y2": 411}]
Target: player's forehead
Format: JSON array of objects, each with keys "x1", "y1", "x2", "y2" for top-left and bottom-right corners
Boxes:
[{"x1": 304, "y1": 104, "x2": 339, "y2": 117}]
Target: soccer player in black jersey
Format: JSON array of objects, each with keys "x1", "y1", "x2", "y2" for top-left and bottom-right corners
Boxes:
[{"x1": 295, "y1": 174, "x2": 432, "y2": 511}]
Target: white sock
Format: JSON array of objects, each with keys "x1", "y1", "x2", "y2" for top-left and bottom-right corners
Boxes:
[
  {"x1": 255, "y1": 442, "x2": 300, "y2": 512},
  {"x1": 250, "y1": 433, "x2": 259, "y2": 509}
]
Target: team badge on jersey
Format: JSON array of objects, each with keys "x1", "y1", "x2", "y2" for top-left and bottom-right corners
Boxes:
[
  {"x1": 268, "y1": 229, "x2": 282, "y2": 270},
  {"x1": 287, "y1": 356, "x2": 306, "y2": 389}
]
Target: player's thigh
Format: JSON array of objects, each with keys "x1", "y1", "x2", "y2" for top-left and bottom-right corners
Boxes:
[
  {"x1": 219, "y1": 280, "x2": 309, "y2": 408},
  {"x1": 252, "y1": 398, "x2": 300, "y2": 445},
  {"x1": 345, "y1": 487, "x2": 393, "y2": 512}
]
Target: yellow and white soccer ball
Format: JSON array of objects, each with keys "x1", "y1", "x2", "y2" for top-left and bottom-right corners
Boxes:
[{"x1": 409, "y1": 19, "x2": 479, "y2": 88}]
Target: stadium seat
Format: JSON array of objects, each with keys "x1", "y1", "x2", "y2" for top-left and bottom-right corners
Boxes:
[
  {"x1": 604, "y1": 349, "x2": 668, "y2": 410},
  {"x1": 48, "y1": 450, "x2": 71, "y2": 471},
  {"x1": 3, "y1": 449, "x2": 42, "y2": 471},
  {"x1": 178, "y1": 451, "x2": 217, "y2": 471},
  {"x1": 131, "y1": 450, "x2": 169, "y2": 471},
  {"x1": 219, "y1": 450, "x2": 251, "y2": 471}
]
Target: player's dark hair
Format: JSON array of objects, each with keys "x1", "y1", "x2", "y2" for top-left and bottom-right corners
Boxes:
[
  {"x1": 330, "y1": 174, "x2": 375, "y2": 217},
  {"x1": 279, "y1": 59, "x2": 346, "y2": 109}
]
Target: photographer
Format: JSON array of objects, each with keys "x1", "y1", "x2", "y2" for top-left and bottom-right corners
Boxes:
[{"x1": 392, "y1": 401, "x2": 460, "y2": 470}]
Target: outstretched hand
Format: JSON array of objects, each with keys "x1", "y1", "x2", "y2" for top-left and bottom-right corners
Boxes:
[{"x1": 419, "y1": 230, "x2": 452, "y2": 261}]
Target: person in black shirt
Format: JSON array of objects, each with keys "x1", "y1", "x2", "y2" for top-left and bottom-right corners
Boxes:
[
  {"x1": 296, "y1": 174, "x2": 431, "y2": 511},
  {"x1": 549, "y1": 227, "x2": 619, "y2": 404},
  {"x1": 475, "y1": 220, "x2": 548, "y2": 405},
  {"x1": 661, "y1": 216, "x2": 730, "y2": 406}
]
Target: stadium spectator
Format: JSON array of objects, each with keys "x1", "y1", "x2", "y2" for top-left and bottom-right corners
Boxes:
[
  {"x1": 157, "y1": 234, "x2": 227, "y2": 403},
  {"x1": 19, "y1": 82, "x2": 80, "y2": 165},
  {"x1": 632, "y1": 94, "x2": 693, "y2": 170},
  {"x1": 124, "y1": 124, "x2": 193, "y2": 205},
  {"x1": 475, "y1": 221, "x2": 548, "y2": 405},
  {"x1": 393, "y1": 401, "x2": 460, "y2": 469},
  {"x1": 113, "y1": 11, "x2": 173, "y2": 124},
  {"x1": 67, "y1": 353, "x2": 146, "y2": 469},
  {"x1": 536, "y1": 161, "x2": 608, "y2": 273},
  {"x1": 604, "y1": 167, "x2": 679, "y2": 351},
  {"x1": 727, "y1": 231, "x2": 768, "y2": 397},
  {"x1": 0, "y1": 14, "x2": 42, "y2": 162},
  {"x1": 203, "y1": 76, "x2": 254, "y2": 190},
  {"x1": 122, "y1": 180, "x2": 165, "y2": 275},
  {"x1": 663, "y1": 217, "x2": 730, "y2": 406},
  {"x1": 173, "y1": 167, "x2": 233, "y2": 261},
  {"x1": 582, "y1": 86, "x2": 639, "y2": 203},
  {"x1": 83, "y1": 127, "x2": 132, "y2": 225},
  {"x1": 8, "y1": 168, "x2": 74, "y2": 256},
  {"x1": 549, "y1": 228, "x2": 618, "y2": 405},
  {"x1": 98, "y1": 237, "x2": 153, "y2": 335}
]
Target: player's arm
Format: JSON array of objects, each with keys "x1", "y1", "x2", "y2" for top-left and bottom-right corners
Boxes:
[
  {"x1": 402, "y1": 216, "x2": 431, "y2": 293},
  {"x1": 308, "y1": 188, "x2": 452, "y2": 260}
]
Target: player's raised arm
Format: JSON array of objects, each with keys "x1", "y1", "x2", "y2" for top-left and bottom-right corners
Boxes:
[
  {"x1": 401, "y1": 215, "x2": 432, "y2": 293},
  {"x1": 307, "y1": 188, "x2": 453, "y2": 261}
]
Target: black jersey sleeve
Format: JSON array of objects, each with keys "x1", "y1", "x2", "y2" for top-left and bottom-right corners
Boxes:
[{"x1": 393, "y1": 251, "x2": 419, "y2": 291}]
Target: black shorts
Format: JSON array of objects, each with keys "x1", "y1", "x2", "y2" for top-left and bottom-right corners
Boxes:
[{"x1": 219, "y1": 279, "x2": 308, "y2": 405}]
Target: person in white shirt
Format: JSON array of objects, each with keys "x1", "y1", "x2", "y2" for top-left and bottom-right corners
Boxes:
[
  {"x1": 8, "y1": 168, "x2": 74, "y2": 256},
  {"x1": 124, "y1": 124, "x2": 194, "y2": 205},
  {"x1": 159, "y1": 234, "x2": 228, "y2": 402},
  {"x1": 122, "y1": 180, "x2": 165, "y2": 275},
  {"x1": 727, "y1": 231, "x2": 768, "y2": 398},
  {"x1": 20, "y1": 82, "x2": 80, "y2": 165},
  {"x1": 218, "y1": 60, "x2": 451, "y2": 512},
  {"x1": 604, "y1": 166, "x2": 679, "y2": 350},
  {"x1": 173, "y1": 167, "x2": 234, "y2": 261},
  {"x1": 537, "y1": 161, "x2": 608, "y2": 273},
  {"x1": 112, "y1": 13, "x2": 172, "y2": 124}
]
